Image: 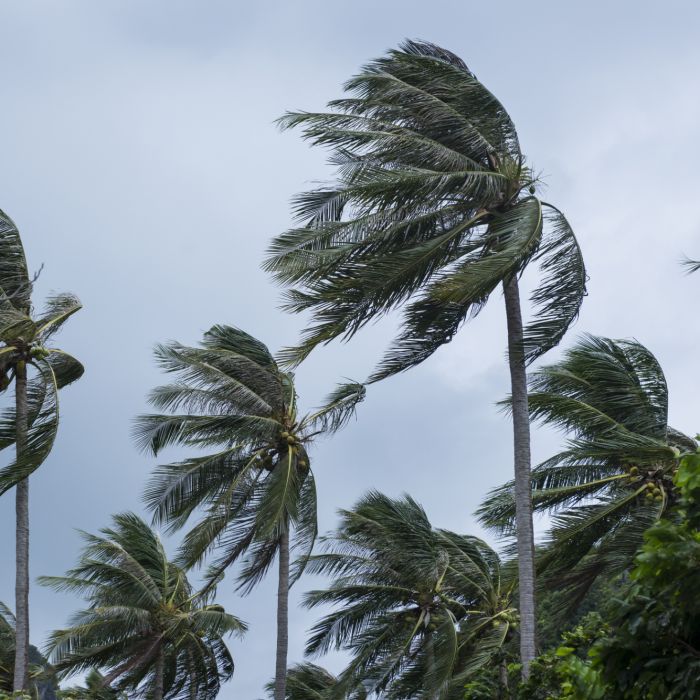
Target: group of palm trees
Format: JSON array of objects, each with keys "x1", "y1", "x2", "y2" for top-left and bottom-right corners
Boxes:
[{"x1": 0, "y1": 39, "x2": 693, "y2": 699}]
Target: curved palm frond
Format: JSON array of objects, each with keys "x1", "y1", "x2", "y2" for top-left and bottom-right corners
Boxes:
[
  {"x1": 304, "y1": 491, "x2": 513, "y2": 699},
  {"x1": 478, "y1": 335, "x2": 694, "y2": 600},
  {"x1": 266, "y1": 40, "x2": 584, "y2": 377},
  {"x1": 40, "y1": 513, "x2": 244, "y2": 699}
]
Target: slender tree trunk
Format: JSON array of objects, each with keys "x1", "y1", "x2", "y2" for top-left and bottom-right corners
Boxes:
[
  {"x1": 153, "y1": 647, "x2": 164, "y2": 700},
  {"x1": 13, "y1": 360, "x2": 30, "y2": 693},
  {"x1": 503, "y1": 277, "x2": 537, "y2": 677},
  {"x1": 499, "y1": 656, "x2": 510, "y2": 698},
  {"x1": 274, "y1": 528, "x2": 290, "y2": 700}
]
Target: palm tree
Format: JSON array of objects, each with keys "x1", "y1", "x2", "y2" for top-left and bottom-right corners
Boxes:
[
  {"x1": 0, "y1": 602, "x2": 61, "y2": 699},
  {"x1": 264, "y1": 40, "x2": 586, "y2": 673},
  {"x1": 40, "y1": 512, "x2": 245, "y2": 700},
  {"x1": 265, "y1": 663, "x2": 367, "y2": 700},
  {"x1": 303, "y1": 491, "x2": 515, "y2": 698},
  {"x1": 134, "y1": 324, "x2": 364, "y2": 700},
  {"x1": 0, "y1": 208, "x2": 84, "y2": 692},
  {"x1": 59, "y1": 670, "x2": 128, "y2": 699},
  {"x1": 478, "y1": 335, "x2": 695, "y2": 610}
]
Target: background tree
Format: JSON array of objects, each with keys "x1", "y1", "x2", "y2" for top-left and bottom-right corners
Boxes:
[
  {"x1": 478, "y1": 335, "x2": 695, "y2": 609},
  {"x1": 265, "y1": 40, "x2": 586, "y2": 673},
  {"x1": 0, "y1": 601, "x2": 61, "y2": 700},
  {"x1": 134, "y1": 325, "x2": 364, "y2": 700},
  {"x1": 265, "y1": 663, "x2": 367, "y2": 700},
  {"x1": 0, "y1": 209, "x2": 84, "y2": 692},
  {"x1": 40, "y1": 513, "x2": 244, "y2": 700},
  {"x1": 58, "y1": 670, "x2": 128, "y2": 700},
  {"x1": 304, "y1": 491, "x2": 515, "y2": 698}
]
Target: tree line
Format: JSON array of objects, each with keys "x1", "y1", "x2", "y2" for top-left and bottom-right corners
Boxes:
[{"x1": 0, "y1": 39, "x2": 696, "y2": 699}]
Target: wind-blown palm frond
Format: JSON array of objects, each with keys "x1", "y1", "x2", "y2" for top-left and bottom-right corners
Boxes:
[
  {"x1": 681, "y1": 256, "x2": 700, "y2": 274},
  {"x1": 304, "y1": 492, "x2": 514, "y2": 699},
  {"x1": 0, "y1": 209, "x2": 31, "y2": 312},
  {"x1": 265, "y1": 662, "x2": 368, "y2": 700},
  {"x1": 136, "y1": 325, "x2": 363, "y2": 698},
  {"x1": 40, "y1": 513, "x2": 244, "y2": 700},
  {"x1": 265, "y1": 40, "x2": 585, "y2": 378},
  {"x1": 478, "y1": 335, "x2": 694, "y2": 601}
]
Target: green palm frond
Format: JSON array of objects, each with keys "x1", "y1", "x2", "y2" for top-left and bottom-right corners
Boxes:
[
  {"x1": 0, "y1": 209, "x2": 31, "y2": 312},
  {"x1": 303, "y1": 491, "x2": 511, "y2": 698},
  {"x1": 266, "y1": 40, "x2": 584, "y2": 378},
  {"x1": 0, "y1": 361, "x2": 59, "y2": 494},
  {"x1": 681, "y1": 256, "x2": 700, "y2": 274},
  {"x1": 40, "y1": 513, "x2": 244, "y2": 699},
  {"x1": 139, "y1": 324, "x2": 361, "y2": 612},
  {"x1": 478, "y1": 334, "x2": 694, "y2": 598}
]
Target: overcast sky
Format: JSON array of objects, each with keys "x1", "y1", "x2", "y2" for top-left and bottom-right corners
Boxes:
[{"x1": 1, "y1": 1, "x2": 699, "y2": 697}]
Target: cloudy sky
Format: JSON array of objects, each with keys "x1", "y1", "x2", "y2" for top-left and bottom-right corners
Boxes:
[{"x1": 1, "y1": 1, "x2": 699, "y2": 696}]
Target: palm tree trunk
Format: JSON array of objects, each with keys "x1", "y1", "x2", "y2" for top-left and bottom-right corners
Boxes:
[
  {"x1": 498, "y1": 656, "x2": 510, "y2": 698},
  {"x1": 153, "y1": 647, "x2": 164, "y2": 700},
  {"x1": 13, "y1": 360, "x2": 29, "y2": 693},
  {"x1": 274, "y1": 528, "x2": 290, "y2": 700},
  {"x1": 503, "y1": 276, "x2": 537, "y2": 677}
]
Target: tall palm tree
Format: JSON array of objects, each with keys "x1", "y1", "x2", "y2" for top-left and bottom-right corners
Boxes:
[
  {"x1": 478, "y1": 335, "x2": 695, "y2": 609},
  {"x1": 264, "y1": 40, "x2": 585, "y2": 673},
  {"x1": 40, "y1": 512, "x2": 245, "y2": 700},
  {"x1": 134, "y1": 324, "x2": 364, "y2": 700},
  {"x1": 304, "y1": 491, "x2": 515, "y2": 698},
  {"x1": 0, "y1": 209, "x2": 84, "y2": 692}
]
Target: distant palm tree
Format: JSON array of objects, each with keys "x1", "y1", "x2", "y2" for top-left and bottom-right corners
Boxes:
[
  {"x1": 266, "y1": 663, "x2": 367, "y2": 700},
  {"x1": 0, "y1": 209, "x2": 84, "y2": 692},
  {"x1": 40, "y1": 513, "x2": 244, "y2": 700},
  {"x1": 265, "y1": 40, "x2": 585, "y2": 673},
  {"x1": 478, "y1": 335, "x2": 695, "y2": 608},
  {"x1": 57, "y1": 670, "x2": 128, "y2": 699},
  {"x1": 134, "y1": 325, "x2": 364, "y2": 700},
  {"x1": 304, "y1": 491, "x2": 515, "y2": 698}
]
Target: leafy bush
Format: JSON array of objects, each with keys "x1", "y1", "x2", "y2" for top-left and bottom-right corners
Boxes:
[{"x1": 592, "y1": 447, "x2": 700, "y2": 698}]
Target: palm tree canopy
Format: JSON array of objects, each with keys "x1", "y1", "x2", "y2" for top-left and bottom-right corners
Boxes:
[
  {"x1": 60, "y1": 669, "x2": 129, "y2": 699},
  {"x1": 304, "y1": 491, "x2": 515, "y2": 699},
  {"x1": 265, "y1": 40, "x2": 585, "y2": 379},
  {"x1": 478, "y1": 335, "x2": 696, "y2": 606},
  {"x1": 40, "y1": 512, "x2": 245, "y2": 700},
  {"x1": 134, "y1": 324, "x2": 364, "y2": 592},
  {"x1": 0, "y1": 208, "x2": 84, "y2": 493},
  {"x1": 265, "y1": 662, "x2": 368, "y2": 700}
]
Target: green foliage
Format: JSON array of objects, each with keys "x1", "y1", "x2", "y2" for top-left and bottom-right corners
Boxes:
[
  {"x1": 514, "y1": 614, "x2": 608, "y2": 699},
  {"x1": 265, "y1": 40, "x2": 585, "y2": 379},
  {"x1": 135, "y1": 325, "x2": 364, "y2": 594},
  {"x1": 479, "y1": 335, "x2": 694, "y2": 606},
  {"x1": 304, "y1": 491, "x2": 514, "y2": 699},
  {"x1": 57, "y1": 670, "x2": 128, "y2": 699},
  {"x1": 0, "y1": 209, "x2": 84, "y2": 492},
  {"x1": 591, "y1": 447, "x2": 700, "y2": 698},
  {"x1": 40, "y1": 513, "x2": 244, "y2": 699},
  {"x1": 265, "y1": 663, "x2": 367, "y2": 700}
]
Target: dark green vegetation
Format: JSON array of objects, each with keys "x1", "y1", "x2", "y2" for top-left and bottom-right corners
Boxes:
[{"x1": 0, "y1": 39, "x2": 696, "y2": 700}]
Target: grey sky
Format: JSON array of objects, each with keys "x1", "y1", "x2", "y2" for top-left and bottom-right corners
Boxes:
[{"x1": 1, "y1": 1, "x2": 699, "y2": 696}]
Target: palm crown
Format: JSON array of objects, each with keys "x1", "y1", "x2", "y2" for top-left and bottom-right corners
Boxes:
[
  {"x1": 0, "y1": 208, "x2": 84, "y2": 492},
  {"x1": 41, "y1": 513, "x2": 245, "y2": 699},
  {"x1": 135, "y1": 324, "x2": 364, "y2": 590},
  {"x1": 265, "y1": 40, "x2": 585, "y2": 379},
  {"x1": 478, "y1": 335, "x2": 695, "y2": 605},
  {"x1": 304, "y1": 491, "x2": 515, "y2": 699}
]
